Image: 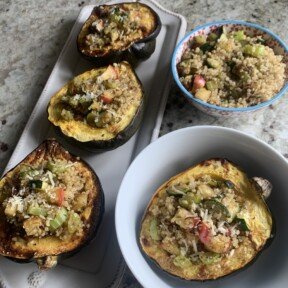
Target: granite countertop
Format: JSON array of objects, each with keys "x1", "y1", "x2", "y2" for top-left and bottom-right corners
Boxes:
[{"x1": 0, "y1": 0, "x2": 287, "y2": 287}]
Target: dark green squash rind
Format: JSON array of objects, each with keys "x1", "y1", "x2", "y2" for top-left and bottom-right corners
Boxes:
[
  {"x1": 0, "y1": 139, "x2": 105, "y2": 266},
  {"x1": 77, "y1": 3, "x2": 162, "y2": 66}
]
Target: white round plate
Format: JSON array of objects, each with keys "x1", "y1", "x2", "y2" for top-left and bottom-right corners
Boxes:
[{"x1": 115, "y1": 126, "x2": 288, "y2": 288}]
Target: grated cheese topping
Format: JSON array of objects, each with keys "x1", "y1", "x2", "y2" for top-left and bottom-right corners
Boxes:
[
  {"x1": 1, "y1": 160, "x2": 87, "y2": 240},
  {"x1": 150, "y1": 174, "x2": 248, "y2": 265}
]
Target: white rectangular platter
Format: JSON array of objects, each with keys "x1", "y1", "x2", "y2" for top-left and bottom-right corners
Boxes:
[{"x1": 0, "y1": 1, "x2": 186, "y2": 287}]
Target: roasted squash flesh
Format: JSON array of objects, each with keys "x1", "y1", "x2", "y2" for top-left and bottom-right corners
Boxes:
[
  {"x1": 77, "y1": 3, "x2": 160, "y2": 59},
  {"x1": 0, "y1": 140, "x2": 104, "y2": 268},
  {"x1": 48, "y1": 62, "x2": 144, "y2": 149},
  {"x1": 140, "y1": 159, "x2": 273, "y2": 280}
]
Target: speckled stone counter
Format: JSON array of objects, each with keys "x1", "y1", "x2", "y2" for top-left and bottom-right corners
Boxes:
[{"x1": 0, "y1": 0, "x2": 287, "y2": 287}]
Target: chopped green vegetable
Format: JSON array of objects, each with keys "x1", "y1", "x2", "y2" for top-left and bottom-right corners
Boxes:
[
  {"x1": 194, "y1": 35, "x2": 206, "y2": 45},
  {"x1": 199, "y1": 252, "x2": 221, "y2": 265},
  {"x1": 243, "y1": 44, "x2": 265, "y2": 57},
  {"x1": 86, "y1": 112, "x2": 98, "y2": 126},
  {"x1": 234, "y1": 217, "x2": 249, "y2": 231},
  {"x1": 206, "y1": 58, "x2": 220, "y2": 68},
  {"x1": 109, "y1": 6, "x2": 128, "y2": 24},
  {"x1": 178, "y1": 193, "x2": 202, "y2": 209},
  {"x1": 179, "y1": 193, "x2": 202, "y2": 208},
  {"x1": 49, "y1": 207, "x2": 68, "y2": 231},
  {"x1": 29, "y1": 180, "x2": 42, "y2": 189},
  {"x1": 206, "y1": 80, "x2": 218, "y2": 91},
  {"x1": 207, "y1": 32, "x2": 219, "y2": 41},
  {"x1": 200, "y1": 43, "x2": 214, "y2": 53},
  {"x1": 202, "y1": 199, "x2": 230, "y2": 218},
  {"x1": 27, "y1": 205, "x2": 47, "y2": 217},
  {"x1": 233, "y1": 30, "x2": 246, "y2": 41},
  {"x1": 173, "y1": 255, "x2": 192, "y2": 268},
  {"x1": 150, "y1": 218, "x2": 161, "y2": 241},
  {"x1": 208, "y1": 179, "x2": 222, "y2": 187},
  {"x1": 67, "y1": 212, "x2": 82, "y2": 234},
  {"x1": 96, "y1": 111, "x2": 114, "y2": 128},
  {"x1": 219, "y1": 33, "x2": 228, "y2": 41},
  {"x1": 166, "y1": 185, "x2": 190, "y2": 196},
  {"x1": 255, "y1": 45, "x2": 265, "y2": 56},
  {"x1": 46, "y1": 161, "x2": 67, "y2": 174},
  {"x1": 20, "y1": 169, "x2": 39, "y2": 179}
]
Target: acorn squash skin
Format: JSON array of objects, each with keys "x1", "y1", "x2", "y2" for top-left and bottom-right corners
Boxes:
[
  {"x1": 140, "y1": 158, "x2": 274, "y2": 281},
  {"x1": 77, "y1": 3, "x2": 162, "y2": 66},
  {"x1": 48, "y1": 62, "x2": 146, "y2": 152},
  {"x1": 0, "y1": 139, "x2": 105, "y2": 269}
]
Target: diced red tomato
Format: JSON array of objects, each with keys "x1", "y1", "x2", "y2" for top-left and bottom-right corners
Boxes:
[
  {"x1": 192, "y1": 75, "x2": 206, "y2": 92},
  {"x1": 100, "y1": 92, "x2": 114, "y2": 104},
  {"x1": 198, "y1": 222, "x2": 211, "y2": 244},
  {"x1": 57, "y1": 188, "x2": 65, "y2": 207}
]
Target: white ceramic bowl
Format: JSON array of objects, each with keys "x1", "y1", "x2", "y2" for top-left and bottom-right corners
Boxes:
[{"x1": 115, "y1": 126, "x2": 288, "y2": 288}]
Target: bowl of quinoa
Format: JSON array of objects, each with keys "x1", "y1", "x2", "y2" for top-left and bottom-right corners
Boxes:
[{"x1": 171, "y1": 20, "x2": 288, "y2": 117}]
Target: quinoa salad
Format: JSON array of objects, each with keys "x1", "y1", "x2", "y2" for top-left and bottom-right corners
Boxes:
[
  {"x1": 177, "y1": 27, "x2": 286, "y2": 108},
  {"x1": 147, "y1": 175, "x2": 249, "y2": 267},
  {"x1": 1, "y1": 159, "x2": 89, "y2": 241}
]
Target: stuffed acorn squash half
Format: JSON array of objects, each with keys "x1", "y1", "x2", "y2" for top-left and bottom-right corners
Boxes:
[
  {"x1": 140, "y1": 158, "x2": 273, "y2": 280},
  {"x1": 0, "y1": 139, "x2": 104, "y2": 269},
  {"x1": 77, "y1": 2, "x2": 161, "y2": 65},
  {"x1": 48, "y1": 62, "x2": 145, "y2": 151}
]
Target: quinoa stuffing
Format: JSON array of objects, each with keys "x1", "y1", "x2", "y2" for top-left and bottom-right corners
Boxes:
[
  {"x1": 177, "y1": 27, "x2": 286, "y2": 107},
  {"x1": 82, "y1": 3, "x2": 156, "y2": 52},
  {"x1": 1, "y1": 159, "x2": 90, "y2": 241},
  {"x1": 55, "y1": 62, "x2": 142, "y2": 132},
  {"x1": 141, "y1": 160, "x2": 273, "y2": 280},
  {"x1": 146, "y1": 174, "x2": 249, "y2": 267}
]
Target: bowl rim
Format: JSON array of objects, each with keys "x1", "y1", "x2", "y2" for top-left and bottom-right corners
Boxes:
[
  {"x1": 115, "y1": 125, "x2": 288, "y2": 287},
  {"x1": 171, "y1": 20, "x2": 288, "y2": 112}
]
